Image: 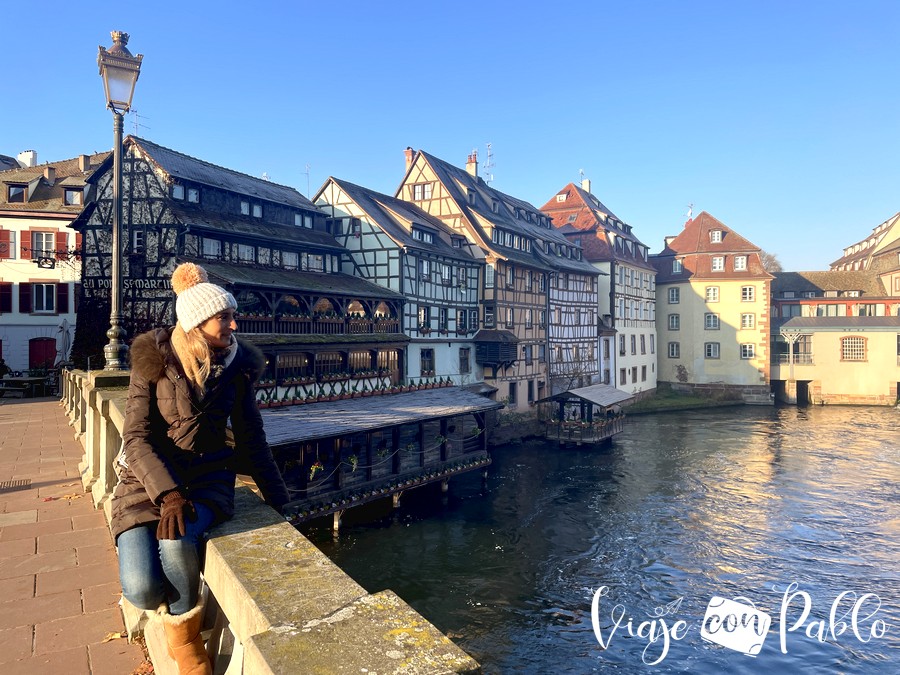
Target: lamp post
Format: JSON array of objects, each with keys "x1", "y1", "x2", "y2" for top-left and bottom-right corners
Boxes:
[{"x1": 98, "y1": 31, "x2": 142, "y2": 370}]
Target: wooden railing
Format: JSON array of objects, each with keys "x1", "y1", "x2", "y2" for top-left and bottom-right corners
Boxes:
[
  {"x1": 237, "y1": 316, "x2": 401, "y2": 335},
  {"x1": 61, "y1": 370, "x2": 480, "y2": 674}
]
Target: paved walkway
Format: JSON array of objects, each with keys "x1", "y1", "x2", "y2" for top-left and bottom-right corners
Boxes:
[{"x1": 0, "y1": 398, "x2": 147, "y2": 674}]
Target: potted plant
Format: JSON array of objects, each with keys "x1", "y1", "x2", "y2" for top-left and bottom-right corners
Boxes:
[{"x1": 309, "y1": 461, "x2": 324, "y2": 480}]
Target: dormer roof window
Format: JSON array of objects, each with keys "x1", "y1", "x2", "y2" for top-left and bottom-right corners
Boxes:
[
  {"x1": 7, "y1": 184, "x2": 26, "y2": 203},
  {"x1": 467, "y1": 189, "x2": 475, "y2": 205},
  {"x1": 412, "y1": 228, "x2": 434, "y2": 244},
  {"x1": 710, "y1": 229, "x2": 723, "y2": 243},
  {"x1": 172, "y1": 184, "x2": 184, "y2": 200},
  {"x1": 64, "y1": 188, "x2": 83, "y2": 206},
  {"x1": 241, "y1": 200, "x2": 250, "y2": 215}
]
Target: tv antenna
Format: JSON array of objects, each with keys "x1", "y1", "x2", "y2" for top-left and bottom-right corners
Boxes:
[
  {"x1": 304, "y1": 163, "x2": 311, "y2": 197},
  {"x1": 130, "y1": 110, "x2": 151, "y2": 135},
  {"x1": 686, "y1": 203, "x2": 694, "y2": 220},
  {"x1": 484, "y1": 142, "x2": 495, "y2": 185}
]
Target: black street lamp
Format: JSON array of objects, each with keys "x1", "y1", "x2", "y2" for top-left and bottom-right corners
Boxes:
[{"x1": 98, "y1": 31, "x2": 143, "y2": 370}]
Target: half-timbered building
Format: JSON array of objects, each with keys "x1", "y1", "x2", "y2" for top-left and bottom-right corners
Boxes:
[
  {"x1": 396, "y1": 149, "x2": 599, "y2": 407},
  {"x1": 69, "y1": 136, "x2": 408, "y2": 398},
  {"x1": 315, "y1": 177, "x2": 484, "y2": 386},
  {"x1": 541, "y1": 180, "x2": 657, "y2": 395},
  {"x1": 0, "y1": 151, "x2": 108, "y2": 372}
]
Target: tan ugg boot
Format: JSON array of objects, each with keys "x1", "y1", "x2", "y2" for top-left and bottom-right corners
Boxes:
[{"x1": 160, "y1": 599, "x2": 211, "y2": 675}]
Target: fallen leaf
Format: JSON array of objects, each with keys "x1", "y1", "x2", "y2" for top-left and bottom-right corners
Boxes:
[{"x1": 102, "y1": 631, "x2": 126, "y2": 643}]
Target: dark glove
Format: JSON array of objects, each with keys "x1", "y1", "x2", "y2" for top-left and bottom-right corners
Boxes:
[{"x1": 156, "y1": 490, "x2": 197, "y2": 540}]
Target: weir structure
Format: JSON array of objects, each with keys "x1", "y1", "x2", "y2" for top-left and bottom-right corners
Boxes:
[{"x1": 62, "y1": 369, "x2": 481, "y2": 674}]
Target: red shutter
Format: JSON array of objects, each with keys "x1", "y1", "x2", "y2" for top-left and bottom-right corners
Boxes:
[
  {"x1": 20, "y1": 229, "x2": 30, "y2": 259},
  {"x1": 0, "y1": 282, "x2": 12, "y2": 313},
  {"x1": 56, "y1": 283, "x2": 69, "y2": 314},
  {"x1": 19, "y1": 283, "x2": 32, "y2": 313},
  {"x1": 0, "y1": 230, "x2": 11, "y2": 259},
  {"x1": 55, "y1": 231, "x2": 67, "y2": 260},
  {"x1": 75, "y1": 233, "x2": 83, "y2": 260}
]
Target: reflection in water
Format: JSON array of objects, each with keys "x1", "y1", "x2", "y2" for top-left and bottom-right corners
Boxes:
[{"x1": 314, "y1": 406, "x2": 900, "y2": 673}]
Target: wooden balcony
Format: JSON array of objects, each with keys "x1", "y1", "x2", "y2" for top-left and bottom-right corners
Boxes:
[{"x1": 237, "y1": 315, "x2": 401, "y2": 336}]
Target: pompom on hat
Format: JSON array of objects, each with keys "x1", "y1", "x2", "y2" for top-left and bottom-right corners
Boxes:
[{"x1": 171, "y1": 262, "x2": 237, "y2": 331}]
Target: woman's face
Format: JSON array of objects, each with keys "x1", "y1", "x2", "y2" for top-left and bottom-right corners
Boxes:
[{"x1": 199, "y1": 309, "x2": 237, "y2": 349}]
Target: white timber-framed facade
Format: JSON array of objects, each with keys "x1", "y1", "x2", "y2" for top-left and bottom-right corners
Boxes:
[{"x1": 315, "y1": 176, "x2": 484, "y2": 386}]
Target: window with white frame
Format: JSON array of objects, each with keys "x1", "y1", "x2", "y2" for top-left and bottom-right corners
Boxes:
[
  {"x1": 618, "y1": 334, "x2": 626, "y2": 356},
  {"x1": 485, "y1": 264, "x2": 495, "y2": 288},
  {"x1": 31, "y1": 231, "x2": 55, "y2": 258},
  {"x1": 470, "y1": 309, "x2": 479, "y2": 330},
  {"x1": 237, "y1": 244, "x2": 255, "y2": 263},
  {"x1": 710, "y1": 230, "x2": 722, "y2": 243},
  {"x1": 187, "y1": 188, "x2": 200, "y2": 203},
  {"x1": 202, "y1": 238, "x2": 221, "y2": 259},
  {"x1": 742, "y1": 286, "x2": 755, "y2": 302},
  {"x1": 172, "y1": 184, "x2": 184, "y2": 199},
  {"x1": 505, "y1": 307, "x2": 514, "y2": 328},
  {"x1": 484, "y1": 305, "x2": 495, "y2": 328},
  {"x1": 241, "y1": 201, "x2": 250, "y2": 215},
  {"x1": 64, "y1": 188, "x2": 83, "y2": 206},
  {"x1": 419, "y1": 258, "x2": 431, "y2": 279},
  {"x1": 294, "y1": 213, "x2": 302, "y2": 226},
  {"x1": 457, "y1": 309, "x2": 468, "y2": 332},
  {"x1": 668, "y1": 342, "x2": 680, "y2": 358},
  {"x1": 439, "y1": 307, "x2": 448, "y2": 330},
  {"x1": 705, "y1": 313, "x2": 720, "y2": 330},
  {"x1": 712, "y1": 256, "x2": 725, "y2": 271},
  {"x1": 740, "y1": 343, "x2": 755, "y2": 359},
  {"x1": 283, "y1": 251, "x2": 299, "y2": 270},
  {"x1": 741, "y1": 313, "x2": 755, "y2": 329},
  {"x1": 32, "y1": 283, "x2": 56, "y2": 312},
  {"x1": 840, "y1": 336, "x2": 866, "y2": 361},
  {"x1": 668, "y1": 314, "x2": 680, "y2": 330},
  {"x1": 734, "y1": 255, "x2": 747, "y2": 271},
  {"x1": 705, "y1": 342, "x2": 720, "y2": 359},
  {"x1": 525, "y1": 309, "x2": 533, "y2": 328},
  {"x1": 417, "y1": 305, "x2": 431, "y2": 328},
  {"x1": 672, "y1": 259, "x2": 683, "y2": 273},
  {"x1": 252, "y1": 204, "x2": 262, "y2": 218},
  {"x1": 705, "y1": 286, "x2": 719, "y2": 302},
  {"x1": 668, "y1": 287, "x2": 680, "y2": 304}
]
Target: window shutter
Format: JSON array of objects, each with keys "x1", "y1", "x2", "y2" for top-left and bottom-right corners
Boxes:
[
  {"x1": 20, "y1": 229, "x2": 30, "y2": 259},
  {"x1": 74, "y1": 283, "x2": 82, "y2": 312},
  {"x1": 0, "y1": 282, "x2": 12, "y2": 313},
  {"x1": 19, "y1": 283, "x2": 32, "y2": 313},
  {"x1": 55, "y1": 231, "x2": 67, "y2": 260},
  {"x1": 75, "y1": 232, "x2": 83, "y2": 257},
  {"x1": 0, "y1": 230, "x2": 11, "y2": 259},
  {"x1": 56, "y1": 283, "x2": 69, "y2": 314}
]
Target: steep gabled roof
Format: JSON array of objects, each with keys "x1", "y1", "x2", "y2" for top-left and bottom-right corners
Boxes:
[
  {"x1": 326, "y1": 177, "x2": 479, "y2": 263},
  {"x1": 830, "y1": 211, "x2": 900, "y2": 270},
  {"x1": 540, "y1": 182, "x2": 653, "y2": 271},
  {"x1": 127, "y1": 137, "x2": 316, "y2": 210},
  {"x1": 407, "y1": 151, "x2": 597, "y2": 274},
  {"x1": 651, "y1": 211, "x2": 772, "y2": 283},
  {"x1": 0, "y1": 152, "x2": 109, "y2": 214}
]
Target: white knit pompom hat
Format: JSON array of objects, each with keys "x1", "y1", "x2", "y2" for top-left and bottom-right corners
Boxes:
[{"x1": 171, "y1": 262, "x2": 237, "y2": 331}]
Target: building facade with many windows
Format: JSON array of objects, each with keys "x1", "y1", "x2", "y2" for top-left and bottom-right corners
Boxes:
[
  {"x1": 650, "y1": 211, "x2": 772, "y2": 403},
  {"x1": 541, "y1": 181, "x2": 656, "y2": 395},
  {"x1": 0, "y1": 151, "x2": 108, "y2": 371}
]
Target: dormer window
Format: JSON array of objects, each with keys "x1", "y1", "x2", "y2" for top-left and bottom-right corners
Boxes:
[
  {"x1": 187, "y1": 188, "x2": 200, "y2": 203},
  {"x1": 492, "y1": 199, "x2": 499, "y2": 213},
  {"x1": 294, "y1": 213, "x2": 302, "y2": 226},
  {"x1": 467, "y1": 189, "x2": 475, "y2": 205},
  {"x1": 172, "y1": 184, "x2": 184, "y2": 200},
  {"x1": 672, "y1": 259, "x2": 683, "y2": 273},
  {"x1": 710, "y1": 230, "x2": 722, "y2": 243},
  {"x1": 452, "y1": 237, "x2": 464, "y2": 248},
  {"x1": 64, "y1": 188, "x2": 83, "y2": 206},
  {"x1": 241, "y1": 201, "x2": 250, "y2": 215},
  {"x1": 412, "y1": 228, "x2": 433, "y2": 244},
  {"x1": 252, "y1": 204, "x2": 262, "y2": 218},
  {"x1": 556, "y1": 194, "x2": 567, "y2": 202}
]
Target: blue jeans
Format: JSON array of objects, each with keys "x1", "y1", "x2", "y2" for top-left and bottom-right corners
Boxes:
[{"x1": 117, "y1": 502, "x2": 215, "y2": 616}]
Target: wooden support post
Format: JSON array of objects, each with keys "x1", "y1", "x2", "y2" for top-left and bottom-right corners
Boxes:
[
  {"x1": 332, "y1": 510, "x2": 342, "y2": 536},
  {"x1": 392, "y1": 426, "x2": 401, "y2": 474},
  {"x1": 392, "y1": 493, "x2": 401, "y2": 509},
  {"x1": 334, "y1": 438, "x2": 344, "y2": 490}
]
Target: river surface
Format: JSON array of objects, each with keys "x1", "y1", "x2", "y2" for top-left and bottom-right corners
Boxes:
[{"x1": 312, "y1": 406, "x2": 900, "y2": 673}]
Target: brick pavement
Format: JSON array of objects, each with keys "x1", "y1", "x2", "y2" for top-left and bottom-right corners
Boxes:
[{"x1": 0, "y1": 398, "x2": 147, "y2": 674}]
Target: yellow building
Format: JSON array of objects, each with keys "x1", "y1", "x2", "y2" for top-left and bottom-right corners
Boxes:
[
  {"x1": 651, "y1": 212, "x2": 773, "y2": 403},
  {"x1": 772, "y1": 317, "x2": 900, "y2": 405}
]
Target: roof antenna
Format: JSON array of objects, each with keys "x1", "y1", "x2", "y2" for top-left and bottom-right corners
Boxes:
[
  {"x1": 304, "y1": 163, "x2": 311, "y2": 198},
  {"x1": 484, "y1": 142, "x2": 495, "y2": 185},
  {"x1": 130, "y1": 110, "x2": 150, "y2": 135},
  {"x1": 686, "y1": 203, "x2": 693, "y2": 220}
]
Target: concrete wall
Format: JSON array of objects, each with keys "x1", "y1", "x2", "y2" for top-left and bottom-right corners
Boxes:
[{"x1": 62, "y1": 370, "x2": 481, "y2": 674}]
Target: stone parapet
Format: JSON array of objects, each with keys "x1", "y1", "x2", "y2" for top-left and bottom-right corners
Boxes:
[{"x1": 61, "y1": 369, "x2": 480, "y2": 674}]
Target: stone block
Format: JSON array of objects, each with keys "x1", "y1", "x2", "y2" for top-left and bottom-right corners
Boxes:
[
  {"x1": 203, "y1": 487, "x2": 367, "y2": 644},
  {"x1": 243, "y1": 590, "x2": 480, "y2": 674}
]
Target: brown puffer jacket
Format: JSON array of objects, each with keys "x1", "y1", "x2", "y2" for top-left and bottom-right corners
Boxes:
[{"x1": 110, "y1": 328, "x2": 290, "y2": 540}]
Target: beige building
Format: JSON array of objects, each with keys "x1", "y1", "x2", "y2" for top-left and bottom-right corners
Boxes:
[
  {"x1": 651, "y1": 212, "x2": 773, "y2": 403},
  {"x1": 772, "y1": 316, "x2": 900, "y2": 405},
  {"x1": 0, "y1": 151, "x2": 107, "y2": 372}
]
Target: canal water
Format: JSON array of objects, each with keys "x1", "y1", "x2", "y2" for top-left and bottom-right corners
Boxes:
[{"x1": 312, "y1": 406, "x2": 900, "y2": 673}]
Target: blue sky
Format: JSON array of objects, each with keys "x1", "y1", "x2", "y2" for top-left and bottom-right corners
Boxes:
[{"x1": 4, "y1": 1, "x2": 898, "y2": 270}]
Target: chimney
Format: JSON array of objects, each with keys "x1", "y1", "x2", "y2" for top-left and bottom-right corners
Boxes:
[
  {"x1": 465, "y1": 150, "x2": 478, "y2": 177},
  {"x1": 404, "y1": 147, "x2": 415, "y2": 171},
  {"x1": 79, "y1": 155, "x2": 91, "y2": 172},
  {"x1": 581, "y1": 178, "x2": 591, "y2": 193},
  {"x1": 43, "y1": 166, "x2": 56, "y2": 185},
  {"x1": 17, "y1": 150, "x2": 37, "y2": 168}
]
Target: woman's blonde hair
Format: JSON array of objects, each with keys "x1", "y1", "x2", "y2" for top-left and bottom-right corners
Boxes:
[{"x1": 170, "y1": 323, "x2": 212, "y2": 389}]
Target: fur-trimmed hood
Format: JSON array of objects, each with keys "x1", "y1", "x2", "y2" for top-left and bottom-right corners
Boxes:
[{"x1": 129, "y1": 328, "x2": 266, "y2": 384}]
